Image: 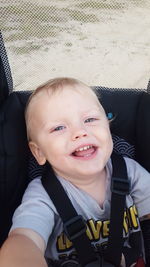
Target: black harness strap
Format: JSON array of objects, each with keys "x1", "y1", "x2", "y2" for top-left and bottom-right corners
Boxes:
[
  {"x1": 42, "y1": 153, "x2": 141, "y2": 266},
  {"x1": 104, "y1": 153, "x2": 130, "y2": 266},
  {"x1": 42, "y1": 163, "x2": 97, "y2": 266}
]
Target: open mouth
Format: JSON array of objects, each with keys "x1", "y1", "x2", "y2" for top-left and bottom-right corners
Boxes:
[{"x1": 71, "y1": 145, "x2": 97, "y2": 159}]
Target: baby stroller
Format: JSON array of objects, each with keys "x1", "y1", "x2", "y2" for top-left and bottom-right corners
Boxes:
[{"x1": 0, "y1": 31, "x2": 150, "y2": 266}]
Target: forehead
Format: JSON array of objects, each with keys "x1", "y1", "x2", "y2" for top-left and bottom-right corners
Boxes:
[
  {"x1": 28, "y1": 84, "x2": 103, "y2": 122},
  {"x1": 34, "y1": 84, "x2": 98, "y2": 105}
]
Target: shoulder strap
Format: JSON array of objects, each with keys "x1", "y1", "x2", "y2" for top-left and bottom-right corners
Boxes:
[
  {"x1": 106, "y1": 153, "x2": 144, "y2": 267},
  {"x1": 42, "y1": 163, "x2": 97, "y2": 266},
  {"x1": 104, "y1": 152, "x2": 130, "y2": 266}
]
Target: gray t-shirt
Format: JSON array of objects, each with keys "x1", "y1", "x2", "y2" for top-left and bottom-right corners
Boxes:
[{"x1": 11, "y1": 157, "x2": 150, "y2": 262}]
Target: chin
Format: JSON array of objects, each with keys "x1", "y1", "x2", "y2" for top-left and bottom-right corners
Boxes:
[{"x1": 78, "y1": 167, "x2": 104, "y2": 177}]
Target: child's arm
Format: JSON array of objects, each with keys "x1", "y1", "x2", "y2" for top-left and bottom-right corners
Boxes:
[{"x1": 0, "y1": 228, "x2": 48, "y2": 267}]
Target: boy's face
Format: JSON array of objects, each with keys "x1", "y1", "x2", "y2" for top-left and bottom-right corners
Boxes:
[{"x1": 29, "y1": 85, "x2": 113, "y2": 181}]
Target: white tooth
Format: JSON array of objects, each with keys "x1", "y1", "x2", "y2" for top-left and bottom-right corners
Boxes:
[{"x1": 76, "y1": 145, "x2": 93, "y2": 152}]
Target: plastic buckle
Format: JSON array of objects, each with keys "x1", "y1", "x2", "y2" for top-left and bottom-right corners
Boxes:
[
  {"x1": 64, "y1": 215, "x2": 86, "y2": 241},
  {"x1": 111, "y1": 177, "x2": 130, "y2": 195}
]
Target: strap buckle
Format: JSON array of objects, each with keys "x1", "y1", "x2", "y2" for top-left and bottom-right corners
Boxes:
[
  {"x1": 64, "y1": 215, "x2": 86, "y2": 241},
  {"x1": 111, "y1": 177, "x2": 130, "y2": 195}
]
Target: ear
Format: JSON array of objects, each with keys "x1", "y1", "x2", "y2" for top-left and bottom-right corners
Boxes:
[{"x1": 29, "y1": 141, "x2": 46, "y2": 165}]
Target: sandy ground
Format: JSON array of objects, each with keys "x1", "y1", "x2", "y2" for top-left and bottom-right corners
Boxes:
[{"x1": 1, "y1": 0, "x2": 150, "y2": 90}]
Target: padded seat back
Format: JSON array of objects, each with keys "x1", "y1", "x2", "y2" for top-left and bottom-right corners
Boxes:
[{"x1": 0, "y1": 31, "x2": 150, "y2": 246}]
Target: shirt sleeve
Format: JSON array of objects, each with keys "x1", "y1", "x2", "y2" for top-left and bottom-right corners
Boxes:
[
  {"x1": 125, "y1": 157, "x2": 150, "y2": 218},
  {"x1": 10, "y1": 177, "x2": 57, "y2": 246}
]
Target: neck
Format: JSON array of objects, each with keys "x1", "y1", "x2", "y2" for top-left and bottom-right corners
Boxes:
[
  {"x1": 71, "y1": 169, "x2": 106, "y2": 188},
  {"x1": 55, "y1": 168, "x2": 107, "y2": 206}
]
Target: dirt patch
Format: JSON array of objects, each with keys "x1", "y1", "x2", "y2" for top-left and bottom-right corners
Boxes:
[{"x1": 1, "y1": 0, "x2": 150, "y2": 90}]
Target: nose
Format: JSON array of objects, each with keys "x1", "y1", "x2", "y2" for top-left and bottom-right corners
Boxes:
[{"x1": 71, "y1": 128, "x2": 88, "y2": 141}]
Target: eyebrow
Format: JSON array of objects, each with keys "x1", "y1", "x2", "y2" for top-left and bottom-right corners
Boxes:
[
  {"x1": 40, "y1": 106, "x2": 104, "y2": 129},
  {"x1": 83, "y1": 107, "x2": 104, "y2": 115}
]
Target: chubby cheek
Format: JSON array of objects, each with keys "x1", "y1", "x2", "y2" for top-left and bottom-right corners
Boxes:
[
  {"x1": 45, "y1": 144, "x2": 60, "y2": 161},
  {"x1": 95, "y1": 124, "x2": 112, "y2": 141},
  {"x1": 44, "y1": 139, "x2": 67, "y2": 164},
  {"x1": 96, "y1": 127, "x2": 113, "y2": 154},
  {"x1": 106, "y1": 139, "x2": 113, "y2": 162},
  {"x1": 104, "y1": 129, "x2": 113, "y2": 148},
  {"x1": 107, "y1": 135, "x2": 113, "y2": 154}
]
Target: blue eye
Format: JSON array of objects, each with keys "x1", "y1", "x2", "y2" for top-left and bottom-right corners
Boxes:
[
  {"x1": 85, "y1": 118, "x2": 97, "y2": 123},
  {"x1": 53, "y1": 125, "x2": 65, "y2": 131}
]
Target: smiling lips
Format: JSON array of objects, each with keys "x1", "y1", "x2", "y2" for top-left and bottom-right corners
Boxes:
[{"x1": 72, "y1": 145, "x2": 97, "y2": 159}]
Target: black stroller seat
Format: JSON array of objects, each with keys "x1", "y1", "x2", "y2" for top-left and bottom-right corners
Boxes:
[{"x1": 0, "y1": 31, "x2": 150, "y2": 265}]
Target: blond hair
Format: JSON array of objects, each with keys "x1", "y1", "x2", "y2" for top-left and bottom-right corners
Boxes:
[{"x1": 25, "y1": 77, "x2": 99, "y2": 141}]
